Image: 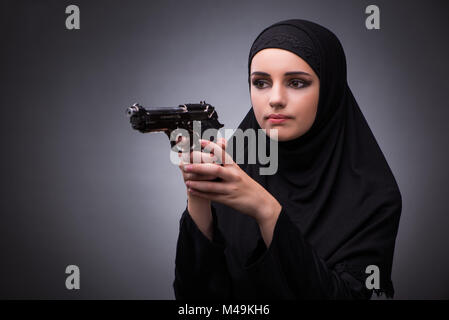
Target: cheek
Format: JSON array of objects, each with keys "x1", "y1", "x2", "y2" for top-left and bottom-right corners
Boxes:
[
  {"x1": 250, "y1": 91, "x2": 268, "y2": 128},
  {"x1": 290, "y1": 90, "x2": 319, "y2": 131}
]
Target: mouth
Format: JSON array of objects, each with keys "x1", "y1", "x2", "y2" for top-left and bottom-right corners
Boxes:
[{"x1": 266, "y1": 114, "x2": 292, "y2": 124}]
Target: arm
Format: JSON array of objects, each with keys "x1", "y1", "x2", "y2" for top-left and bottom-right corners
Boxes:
[
  {"x1": 173, "y1": 202, "x2": 233, "y2": 300},
  {"x1": 245, "y1": 206, "x2": 373, "y2": 300},
  {"x1": 174, "y1": 138, "x2": 233, "y2": 299},
  {"x1": 181, "y1": 140, "x2": 382, "y2": 299},
  {"x1": 187, "y1": 194, "x2": 213, "y2": 241},
  {"x1": 255, "y1": 193, "x2": 282, "y2": 247}
]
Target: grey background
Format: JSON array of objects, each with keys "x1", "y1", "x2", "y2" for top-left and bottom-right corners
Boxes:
[{"x1": 1, "y1": 0, "x2": 448, "y2": 299}]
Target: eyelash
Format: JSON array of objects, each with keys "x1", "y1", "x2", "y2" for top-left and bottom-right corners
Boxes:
[{"x1": 252, "y1": 79, "x2": 310, "y2": 89}]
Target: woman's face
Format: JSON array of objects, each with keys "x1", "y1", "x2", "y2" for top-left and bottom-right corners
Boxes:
[{"x1": 250, "y1": 48, "x2": 320, "y2": 141}]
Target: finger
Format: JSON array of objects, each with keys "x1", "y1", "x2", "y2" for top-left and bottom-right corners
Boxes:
[
  {"x1": 183, "y1": 162, "x2": 232, "y2": 180},
  {"x1": 187, "y1": 188, "x2": 226, "y2": 202},
  {"x1": 176, "y1": 135, "x2": 190, "y2": 151},
  {"x1": 183, "y1": 172, "x2": 217, "y2": 181},
  {"x1": 180, "y1": 161, "x2": 217, "y2": 181},
  {"x1": 179, "y1": 159, "x2": 185, "y2": 170},
  {"x1": 217, "y1": 137, "x2": 227, "y2": 150},
  {"x1": 186, "y1": 180, "x2": 227, "y2": 194},
  {"x1": 177, "y1": 137, "x2": 191, "y2": 162},
  {"x1": 190, "y1": 150, "x2": 217, "y2": 164},
  {"x1": 187, "y1": 188, "x2": 224, "y2": 201},
  {"x1": 200, "y1": 139, "x2": 234, "y2": 165}
]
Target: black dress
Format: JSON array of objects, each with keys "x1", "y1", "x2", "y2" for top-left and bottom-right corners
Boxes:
[
  {"x1": 173, "y1": 203, "x2": 373, "y2": 300},
  {"x1": 173, "y1": 19, "x2": 402, "y2": 300}
]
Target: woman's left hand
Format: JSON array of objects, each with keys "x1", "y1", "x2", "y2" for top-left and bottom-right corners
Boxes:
[{"x1": 183, "y1": 139, "x2": 282, "y2": 224}]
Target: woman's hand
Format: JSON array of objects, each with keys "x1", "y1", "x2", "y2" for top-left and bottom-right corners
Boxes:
[
  {"x1": 177, "y1": 136, "x2": 227, "y2": 241},
  {"x1": 178, "y1": 137, "x2": 227, "y2": 190},
  {"x1": 182, "y1": 139, "x2": 282, "y2": 225}
]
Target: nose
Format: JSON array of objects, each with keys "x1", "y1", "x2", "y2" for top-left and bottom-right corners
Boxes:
[{"x1": 269, "y1": 82, "x2": 287, "y2": 109}]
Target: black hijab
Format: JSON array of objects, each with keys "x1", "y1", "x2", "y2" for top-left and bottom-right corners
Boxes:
[{"x1": 213, "y1": 19, "x2": 402, "y2": 298}]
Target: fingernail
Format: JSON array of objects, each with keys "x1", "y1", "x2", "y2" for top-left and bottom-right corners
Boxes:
[{"x1": 184, "y1": 165, "x2": 192, "y2": 171}]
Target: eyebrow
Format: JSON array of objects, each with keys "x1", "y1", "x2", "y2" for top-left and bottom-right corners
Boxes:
[{"x1": 251, "y1": 71, "x2": 312, "y2": 77}]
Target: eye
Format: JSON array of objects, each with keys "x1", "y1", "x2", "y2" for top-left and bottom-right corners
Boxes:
[
  {"x1": 289, "y1": 79, "x2": 309, "y2": 88},
  {"x1": 252, "y1": 79, "x2": 268, "y2": 89}
]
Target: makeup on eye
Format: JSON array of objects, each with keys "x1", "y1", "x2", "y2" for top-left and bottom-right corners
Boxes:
[{"x1": 251, "y1": 77, "x2": 311, "y2": 89}]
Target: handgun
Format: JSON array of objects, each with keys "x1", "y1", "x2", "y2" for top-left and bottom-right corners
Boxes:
[{"x1": 125, "y1": 100, "x2": 224, "y2": 152}]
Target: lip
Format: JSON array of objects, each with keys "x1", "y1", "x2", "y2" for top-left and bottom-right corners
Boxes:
[
  {"x1": 266, "y1": 113, "x2": 291, "y2": 119},
  {"x1": 268, "y1": 118, "x2": 289, "y2": 124},
  {"x1": 266, "y1": 113, "x2": 292, "y2": 124}
]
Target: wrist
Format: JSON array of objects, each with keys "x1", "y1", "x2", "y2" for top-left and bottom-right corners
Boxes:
[
  {"x1": 188, "y1": 193, "x2": 211, "y2": 204},
  {"x1": 187, "y1": 195, "x2": 213, "y2": 241},
  {"x1": 255, "y1": 193, "x2": 282, "y2": 226}
]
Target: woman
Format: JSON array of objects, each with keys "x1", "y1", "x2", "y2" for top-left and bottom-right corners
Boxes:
[{"x1": 173, "y1": 19, "x2": 402, "y2": 300}]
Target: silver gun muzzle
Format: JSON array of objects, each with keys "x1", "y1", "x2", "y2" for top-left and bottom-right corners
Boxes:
[{"x1": 126, "y1": 105, "x2": 140, "y2": 117}]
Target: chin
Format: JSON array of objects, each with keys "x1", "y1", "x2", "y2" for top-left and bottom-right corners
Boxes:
[
  {"x1": 277, "y1": 134, "x2": 297, "y2": 142},
  {"x1": 263, "y1": 128, "x2": 294, "y2": 141}
]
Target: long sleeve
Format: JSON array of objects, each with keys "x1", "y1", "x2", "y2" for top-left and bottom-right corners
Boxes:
[
  {"x1": 173, "y1": 204, "x2": 232, "y2": 300},
  {"x1": 243, "y1": 207, "x2": 373, "y2": 300}
]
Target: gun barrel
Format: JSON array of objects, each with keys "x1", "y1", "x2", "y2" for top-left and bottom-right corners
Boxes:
[
  {"x1": 126, "y1": 105, "x2": 140, "y2": 117},
  {"x1": 125, "y1": 101, "x2": 224, "y2": 148}
]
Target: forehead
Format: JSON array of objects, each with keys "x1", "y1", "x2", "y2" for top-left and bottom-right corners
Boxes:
[{"x1": 250, "y1": 48, "x2": 315, "y2": 75}]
